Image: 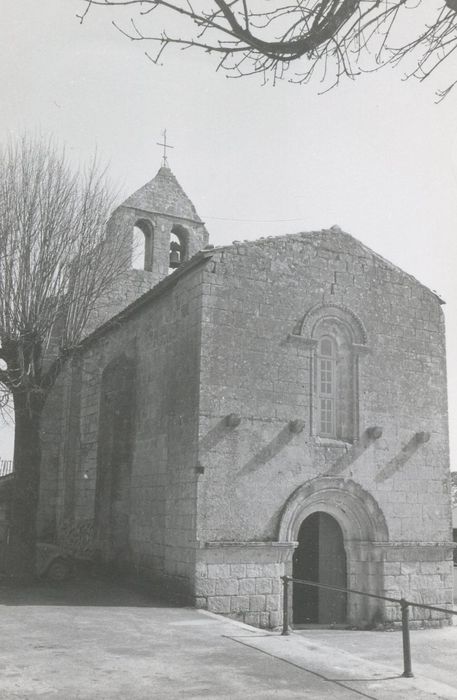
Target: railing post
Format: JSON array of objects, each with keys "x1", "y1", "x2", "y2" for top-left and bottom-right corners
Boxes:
[
  {"x1": 281, "y1": 575, "x2": 290, "y2": 636},
  {"x1": 400, "y1": 599, "x2": 413, "y2": 678}
]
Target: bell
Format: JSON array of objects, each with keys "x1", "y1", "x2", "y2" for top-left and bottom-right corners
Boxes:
[{"x1": 169, "y1": 249, "x2": 181, "y2": 268}]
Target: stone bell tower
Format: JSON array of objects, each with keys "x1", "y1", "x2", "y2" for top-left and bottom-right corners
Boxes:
[
  {"x1": 83, "y1": 163, "x2": 210, "y2": 332},
  {"x1": 107, "y1": 164, "x2": 209, "y2": 290}
]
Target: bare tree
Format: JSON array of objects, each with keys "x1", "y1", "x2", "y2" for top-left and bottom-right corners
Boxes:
[
  {"x1": 0, "y1": 136, "x2": 128, "y2": 576},
  {"x1": 77, "y1": 1, "x2": 457, "y2": 99}
]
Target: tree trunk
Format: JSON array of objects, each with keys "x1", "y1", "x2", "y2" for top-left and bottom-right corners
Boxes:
[{"x1": 4, "y1": 391, "x2": 44, "y2": 579}]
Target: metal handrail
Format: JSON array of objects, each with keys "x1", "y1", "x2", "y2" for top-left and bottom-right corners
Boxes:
[{"x1": 281, "y1": 575, "x2": 457, "y2": 678}]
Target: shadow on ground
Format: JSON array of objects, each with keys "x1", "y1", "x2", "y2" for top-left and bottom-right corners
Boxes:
[{"x1": 0, "y1": 570, "x2": 185, "y2": 608}]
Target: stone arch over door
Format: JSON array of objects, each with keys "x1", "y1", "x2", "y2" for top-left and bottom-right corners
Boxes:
[{"x1": 278, "y1": 477, "x2": 389, "y2": 627}]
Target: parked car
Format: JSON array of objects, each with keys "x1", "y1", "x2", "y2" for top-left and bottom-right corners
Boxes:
[
  {"x1": 0, "y1": 520, "x2": 98, "y2": 582},
  {"x1": 37, "y1": 519, "x2": 100, "y2": 582},
  {"x1": 36, "y1": 542, "x2": 74, "y2": 582}
]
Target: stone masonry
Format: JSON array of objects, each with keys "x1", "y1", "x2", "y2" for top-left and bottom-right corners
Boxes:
[{"x1": 38, "y1": 167, "x2": 454, "y2": 630}]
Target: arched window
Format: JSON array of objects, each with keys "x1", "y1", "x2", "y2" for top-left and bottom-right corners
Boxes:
[
  {"x1": 313, "y1": 320, "x2": 355, "y2": 441},
  {"x1": 318, "y1": 336, "x2": 336, "y2": 437},
  {"x1": 298, "y1": 304, "x2": 368, "y2": 443},
  {"x1": 132, "y1": 219, "x2": 153, "y2": 271},
  {"x1": 313, "y1": 320, "x2": 357, "y2": 441}
]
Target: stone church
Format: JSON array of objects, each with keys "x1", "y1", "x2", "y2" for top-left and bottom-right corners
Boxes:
[{"x1": 38, "y1": 163, "x2": 454, "y2": 629}]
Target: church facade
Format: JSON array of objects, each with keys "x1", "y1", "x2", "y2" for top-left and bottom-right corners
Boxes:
[{"x1": 38, "y1": 166, "x2": 454, "y2": 629}]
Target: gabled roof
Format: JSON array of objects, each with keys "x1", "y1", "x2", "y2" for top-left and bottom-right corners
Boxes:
[
  {"x1": 217, "y1": 227, "x2": 445, "y2": 305},
  {"x1": 81, "y1": 227, "x2": 444, "y2": 349},
  {"x1": 122, "y1": 166, "x2": 203, "y2": 224}
]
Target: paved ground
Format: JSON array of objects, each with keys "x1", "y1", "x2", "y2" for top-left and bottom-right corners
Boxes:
[
  {"x1": 296, "y1": 626, "x2": 457, "y2": 692},
  {"x1": 0, "y1": 576, "x2": 456, "y2": 699}
]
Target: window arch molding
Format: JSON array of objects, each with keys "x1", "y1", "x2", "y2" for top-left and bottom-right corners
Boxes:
[
  {"x1": 294, "y1": 304, "x2": 370, "y2": 442},
  {"x1": 298, "y1": 302, "x2": 368, "y2": 347}
]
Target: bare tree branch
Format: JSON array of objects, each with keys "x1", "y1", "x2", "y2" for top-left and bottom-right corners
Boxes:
[
  {"x1": 0, "y1": 134, "x2": 133, "y2": 576},
  {"x1": 0, "y1": 135, "x2": 129, "y2": 403},
  {"x1": 77, "y1": 1, "x2": 457, "y2": 97}
]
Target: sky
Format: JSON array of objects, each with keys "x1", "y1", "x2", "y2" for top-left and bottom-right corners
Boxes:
[{"x1": 0, "y1": 1, "x2": 456, "y2": 466}]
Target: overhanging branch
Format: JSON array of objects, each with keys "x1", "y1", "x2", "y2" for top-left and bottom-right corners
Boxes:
[{"x1": 77, "y1": 0, "x2": 457, "y2": 97}]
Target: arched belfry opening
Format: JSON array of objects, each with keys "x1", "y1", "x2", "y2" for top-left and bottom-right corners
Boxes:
[
  {"x1": 132, "y1": 219, "x2": 153, "y2": 271},
  {"x1": 293, "y1": 512, "x2": 347, "y2": 625},
  {"x1": 168, "y1": 224, "x2": 189, "y2": 274}
]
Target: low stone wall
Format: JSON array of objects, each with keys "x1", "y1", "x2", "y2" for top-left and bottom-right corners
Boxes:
[
  {"x1": 381, "y1": 543, "x2": 455, "y2": 627},
  {"x1": 195, "y1": 542, "x2": 295, "y2": 629},
  {"x1": 194, "y1": 540, "x2": 455, "y2": 630}
]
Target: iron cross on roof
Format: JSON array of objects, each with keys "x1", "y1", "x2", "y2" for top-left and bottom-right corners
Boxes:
[{"x1": 157, "y1": 129, "x2": 174, "y2": 167}]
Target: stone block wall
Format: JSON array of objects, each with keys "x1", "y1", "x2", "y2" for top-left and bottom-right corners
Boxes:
[
  {"x1": 381, "y1": 544, "x2": 454, "y2": 626},
  {"x1": 195, "y1": 543, "x2": 295, "y2": 628},
  {"x1": 38, "y1": 226, "x2": 453, "y2": 628},
  {"x1": 39, "y1": 260, "x2": 208, "y2": 594},
  {"x1": 195, "y1": 230, "x2": 453, "y2": 626}
]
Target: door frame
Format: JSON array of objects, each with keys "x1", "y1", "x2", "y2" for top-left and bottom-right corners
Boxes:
[
  {"x1": 278, "y1": 477, "x2": 389, "y2": 627},
  {"x1": 292, "y1": 511, "x2": 347, "y2": 625}
]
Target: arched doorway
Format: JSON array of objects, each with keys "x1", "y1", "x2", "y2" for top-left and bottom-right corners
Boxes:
[
  {"x1": 278, "y1": 477, "x2": 389, "y2": 627},
  {"x1": 292, "y1": 511, "x2": 347, "y2": 625}
]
